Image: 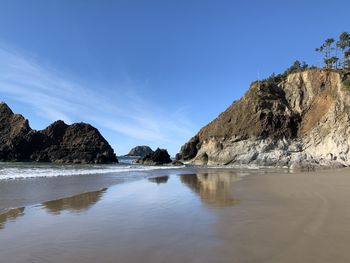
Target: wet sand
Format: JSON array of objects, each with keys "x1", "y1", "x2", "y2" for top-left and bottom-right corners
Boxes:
[
  {"x1": 1, "y1": 168, "x2": 350, "y2": 262},
  {"x1": 0, "y1": 167, "x2": 194, "y2": 212},
  {"x1": 218, "y1": 168, "x2": 350, "y2": 262}
]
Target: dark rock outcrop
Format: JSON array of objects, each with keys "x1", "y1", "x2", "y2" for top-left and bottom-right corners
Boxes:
[
  {"x1": 126, "y1": 145, "x2": 154, "y2": 157},
  {"x1": 0, "y1": 102, "x2": 117, "y2": 164},
  {"x1": 171, "y1": 160, "x2": 184, "y2": 166},
  {"x1": 177, "y1": 69, "x2": 350, "y2": 168},
  {"x1": 136, "y1": 148, "x2": 172, "y2": 165},
  {"x1": 0, "y1": 103, "x2": 32, "y2": 161},
  {"x1": 175, "y1": 135, "x2": 200, "y2": 161}
]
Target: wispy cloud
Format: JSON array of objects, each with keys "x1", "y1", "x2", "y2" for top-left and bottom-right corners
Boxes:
[{"x1": 0, "y1": 47, "x2": 194, "y2": 154}]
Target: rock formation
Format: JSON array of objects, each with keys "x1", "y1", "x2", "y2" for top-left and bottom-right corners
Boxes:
[
  {"x1": 0, "y1": 102, "x2": 117, "y2": 163},
  {"x1": 170, "y1": 160, "x2": 184, "y2": 166},
  {"x1": 136, "y1": 148, "x2": 172, "y2": 165},
  {"x1": 0, "y1": 103, "x2": 32, "y2": 161},
  {"x1": 126, "y1": 145, "x2": 154, "y2": 157},
  {"x1": 177, "y1": 69, "x2": 350, "y2": 168}
]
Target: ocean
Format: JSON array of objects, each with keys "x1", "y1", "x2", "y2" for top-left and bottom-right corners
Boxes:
[{"x1": 0, "y1": 156, "x2": 184, "y2": 180}]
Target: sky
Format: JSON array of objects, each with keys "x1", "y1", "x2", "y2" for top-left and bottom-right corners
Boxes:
[{"x1": 0, "y1": 0, "x2": 349, "y2": 156}]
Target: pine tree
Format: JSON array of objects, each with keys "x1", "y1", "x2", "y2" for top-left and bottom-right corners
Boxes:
[
  {"x1": 316, "y1": 38, "x2": 338, "y2": 69},
  {"x1": 337, "y1": 32, "x2": 350, "y2": 69}
]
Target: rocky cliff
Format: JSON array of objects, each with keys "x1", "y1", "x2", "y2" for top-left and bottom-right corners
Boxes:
[
  {"x1": 177, "y1": 69, "x2": 350, "y2": 168},
  {"x1": 0, "y1": 102, "x2": 117, "y2": 163}
]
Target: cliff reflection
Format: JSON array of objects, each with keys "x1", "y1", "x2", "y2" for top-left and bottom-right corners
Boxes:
[
  {"x1": 42, "y1": 188, "x2": 107, "y2": 214},
  {"x1": 148, "y1": 176, "x2": 169, "y2": 184},
  {"x1": 0, "y1": 207, "x2": 25, "y2": 229},
  {"x1": 179, "y1": 173, "x2": 239, "y2": 207}
]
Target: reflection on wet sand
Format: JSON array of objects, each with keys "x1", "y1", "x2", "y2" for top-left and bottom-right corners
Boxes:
[
  {"x1": 148, "y1": 176, "x2": 169, "y2": 184},
  {"x1": 42, "y1": 188, "x2": 107, "y2": 214},
  {"x1": 0, "y1": 207, "x2": 25, "y2": 229},
  {"x1": 179, "y1": 173, "x2": 240, "y2": 207}
]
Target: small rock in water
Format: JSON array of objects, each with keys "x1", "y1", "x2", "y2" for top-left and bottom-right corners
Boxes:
[{"x1": 136, "y1": 148, "x2": 172, "y2": 165}]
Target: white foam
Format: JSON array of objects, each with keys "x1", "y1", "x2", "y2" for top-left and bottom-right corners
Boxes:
[{"x1": 0, "y1": 164, "x2": 184, "y2": 180}]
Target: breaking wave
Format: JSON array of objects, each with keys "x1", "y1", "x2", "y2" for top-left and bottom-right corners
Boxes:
[{"x1": 0, "y1": 163, "x2": 183, "y2": 180}]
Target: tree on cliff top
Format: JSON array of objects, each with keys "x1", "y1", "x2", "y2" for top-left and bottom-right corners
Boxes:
[
  {"x1": 261, "y1": 33, "x2": 350, "y2": 86},
  {"x1": 316, "y1": 32, "x2": 350, "y2": 69},
  {"x1": 337, "y1": 32, "x2": 350, "y2": 68},
  {"x1": 316, "y1": 38, "x2": 339, "y2": 69}
]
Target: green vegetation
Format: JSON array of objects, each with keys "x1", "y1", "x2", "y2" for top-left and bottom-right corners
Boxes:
[
  {"x1": 316, "y1": 32, "x2": 350, "y2": 69},
  {"x1": 337, "y1": 32, "x2": 350, "y2": 69},
  {"x1": 255, "y1": 32, "x2": 350, "y2": 87},
  {"x1": 263, "y1": 60, "x2": 309, "y2": 85},
  {"x1": 343, "y1": 78, "x2": 350, "y2": 90}
]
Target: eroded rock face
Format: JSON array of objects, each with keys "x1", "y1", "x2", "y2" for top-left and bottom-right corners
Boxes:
[
  {"x1": 136, "y1": 148, "x2": 172, "y2": 165},
  {"x1": 176, "y1": 135, "x2": 200, "y2": 161},
  {"x1": 177, "y1": 69, "x2": 350, "y2": 168},
  {"x1": 126, "y1": 145, "x2": 154, "y2": 157},
  {"x1": 0, "y1": 103, "x2": 117, "y2": 164},
  {"x1": 0, "y1": 103, "x2": 32, "y2": 161}
]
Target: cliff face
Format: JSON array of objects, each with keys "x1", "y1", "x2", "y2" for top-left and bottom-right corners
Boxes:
[
  {"x1": 0, "y1": 103, "x2": 117, "y2": 164},
  {"x1": 177, "y1": 69, "x2": 350, "y2": 168}
]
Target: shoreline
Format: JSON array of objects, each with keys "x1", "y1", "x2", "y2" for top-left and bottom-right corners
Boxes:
[
  {"x1": 2, "y1": 167, "x2": 350, "y2": 262},
  {"x1": 1, "y1": 164, "x2": 348, "y2": 213},
  {"x1": 0, "y1": 166, "x2": 195, "y2": 213},
  {"x1": 0, "y1": 161, "x2": 297, "y2": 213}
]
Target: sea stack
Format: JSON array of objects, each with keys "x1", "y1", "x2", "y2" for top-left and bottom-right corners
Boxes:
[
  {"x1": 136, "y1": 148, "x2": 172, "y2": 165},
  {"x1": 126, "y1": 145, "x2": 154, "y2": 157},
  {"x1": 177, "y1": 69, "x2": 350, "y2": 168},
  {"x1": 0, "y1": 102, "x2": 118, "y2": 164}
]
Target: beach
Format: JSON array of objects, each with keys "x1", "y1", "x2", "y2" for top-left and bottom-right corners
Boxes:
[{"x1": 1, "y1": 166, "x2": 350, "y2": 262}]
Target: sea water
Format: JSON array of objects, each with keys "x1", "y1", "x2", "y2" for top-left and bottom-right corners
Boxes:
[{"x1": 0, "y1": 156, "x2": 184, "y2": 180}]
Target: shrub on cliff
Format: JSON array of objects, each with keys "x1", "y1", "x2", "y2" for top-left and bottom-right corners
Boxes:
[
  {"x1": 343, "y1": 78, "x2": 350, "y2": 90},
  {"x1": 263, "y1": 60, "x2": 309, "y2": 85}
]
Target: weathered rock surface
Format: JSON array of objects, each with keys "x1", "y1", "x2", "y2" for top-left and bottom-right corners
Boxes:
[
  {"x1": 126, "y1": 145, "x2": 154, "y2": 157},
  {"x1": 136, "y1": 148, "x2": 172, "y2": 165},
  {"x1": 177, "y1": 69, "x2": 350, "y2": 168},
  {"x1": 0, "y1": 103, "x2": 32, "y2": 161},
  {"x1": 0, "y1": 102, "x2": 117, "y2": 163}
]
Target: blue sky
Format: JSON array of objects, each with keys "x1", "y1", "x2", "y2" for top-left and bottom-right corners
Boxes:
[{"x1": 0, "y1": 0, "x2": 349, "y2": 155}]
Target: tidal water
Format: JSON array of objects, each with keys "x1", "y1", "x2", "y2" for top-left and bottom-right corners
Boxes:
[
  {"x1": 2, "y1": 163, "x2": 348, "y2": 263},
  {"x1": 0, "y1": 156, "x2": 179, "y2": 180},
  {"x1": 0, "y1": 171, "x2": 242, "y2": 263}
]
